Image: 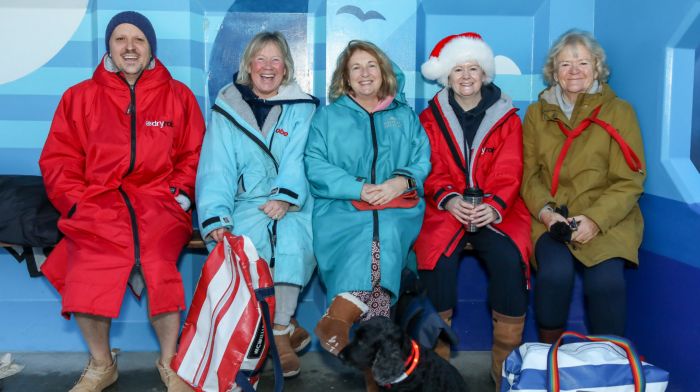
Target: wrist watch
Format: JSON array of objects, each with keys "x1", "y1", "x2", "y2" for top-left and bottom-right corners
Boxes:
[{"x1": 406, "y1": 177, "x2": 416, "y2": 189}]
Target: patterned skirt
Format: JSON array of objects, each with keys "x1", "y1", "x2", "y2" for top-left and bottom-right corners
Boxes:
[{"x1": 350, "y1": 240, "x2": 391, "y2": 321}]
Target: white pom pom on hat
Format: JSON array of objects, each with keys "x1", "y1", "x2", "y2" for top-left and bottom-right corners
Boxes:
[{"x1": 421, "y1": 32, "x2": 495, "y2": 86}]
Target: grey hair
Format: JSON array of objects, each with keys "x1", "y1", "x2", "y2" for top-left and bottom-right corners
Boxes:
[
  {"x1": 542, "y1": 29, "x2": 610, "y2": 87},
  {"x1": 236, "y1": 31, "x2": 295, "y2": 87}
]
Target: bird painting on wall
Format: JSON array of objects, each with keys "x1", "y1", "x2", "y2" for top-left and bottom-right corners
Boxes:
[{"x1": 336, "y1": 5, "x2": 386, "y2": 21}]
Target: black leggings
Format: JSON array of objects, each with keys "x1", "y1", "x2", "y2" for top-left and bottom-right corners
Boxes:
[
  {"x1": 534, "y1": 233, "x2": 626, "y2": 335},
  {"x1": 419, "y1": 228, "x2": 528, "y2": 317}
]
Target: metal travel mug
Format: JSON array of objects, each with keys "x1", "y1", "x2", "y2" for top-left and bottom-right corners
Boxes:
[{"x1": 463, "y1": 187, "x2": 483, "y2": 233}]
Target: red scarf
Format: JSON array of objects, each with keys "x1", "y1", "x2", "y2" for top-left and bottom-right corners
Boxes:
[{"x1": 550, "y1": 105, "x2": 644, "y2": 196}]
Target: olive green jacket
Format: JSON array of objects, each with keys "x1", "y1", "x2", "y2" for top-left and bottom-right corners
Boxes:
[{"x1": 522, "y1": 83, "x2": 646, "y2": 267}]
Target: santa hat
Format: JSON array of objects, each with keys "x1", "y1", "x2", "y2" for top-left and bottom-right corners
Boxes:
[{"x1": 421, "y1": 32, "x2": 495, "y2": 86}]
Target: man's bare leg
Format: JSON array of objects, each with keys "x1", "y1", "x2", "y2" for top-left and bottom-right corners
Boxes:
[
  {"x1": 75, "y1": 313, "x2": 112, "y2": 366},
  {"x1": 150, "y1": 311, "x2": 180, "y2": 364}
]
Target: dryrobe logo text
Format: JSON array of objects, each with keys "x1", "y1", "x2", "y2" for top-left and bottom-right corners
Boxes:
[{"x1": 144, "y1": 120, "x2": 174, "y2": 128}]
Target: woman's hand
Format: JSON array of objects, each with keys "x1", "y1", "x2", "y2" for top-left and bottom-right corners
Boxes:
[
  {"x1": 209, "y1": 228, "x2": 227, "y2": 243},
  {"x1": 362, "y1": 177, "x2": 408, "y2": 205},
  {"x1": 469, "y1": 204, "x2": 499, "y2": 228},
  {"x1": 569, "y1": 215, "x2": 600, "y2": 244},
  {"x1": 259, "y1": 200, "x2": 290, "y2": 220},
  {"x1": 445, "y1": 197, "x2": 473, "y2": 225},
  {"x1": 540, "y1": 209, "x2": 568, "y2": 230},
  {"x1": 360, "y1": 183, "x2": 379, "y2": 203}
]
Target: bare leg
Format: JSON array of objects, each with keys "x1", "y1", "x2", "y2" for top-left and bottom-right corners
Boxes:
[
  {"x1": 151, "y1": 310, "x2": 192, "y2": 389},
  {"x1": 150, "y1": 311, "x2": 180, "y2": 365},
  {"x1": 75, "y1": 313, "x2": 112, "y2": 367}
]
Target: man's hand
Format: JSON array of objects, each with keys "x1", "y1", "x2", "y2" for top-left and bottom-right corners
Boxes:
[{"x1": 174, "y1": 193, "x2": 191, "y2": 211}]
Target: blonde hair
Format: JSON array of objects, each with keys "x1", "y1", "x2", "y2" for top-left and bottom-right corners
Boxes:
[
  {"x1": 542, "y1": 29, "x2": 610, "y2": 87},
  {"x1": 328, "y1": 40, "x2": 397, "y2": 102},
  {"x1": 236, "y1": 31, "x2": 295, "y2": 87}
]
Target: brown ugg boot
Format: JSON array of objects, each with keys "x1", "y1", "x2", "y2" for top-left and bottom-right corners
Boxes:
[
  {"x1": 273, "y1": 326, "x2": 301, "y2": 378},
  {"x1": 491, "y1": 311, "x2": 525, "y2": 391},
  {"x1": 314, "y1": 294, "x2": 366, "y2": 355},
  {"x1": 69, "y1": 351, "x2": 118, "y2": 392},
  {"x1": 538, "y1": 327, "x2": 564, "y2": 344},
  {"x1": 434, "y1": 309, "x2": 453, "y2": 360},
  {"x1": 289, "y1": 318, "x2": 311, "y2": 353}
]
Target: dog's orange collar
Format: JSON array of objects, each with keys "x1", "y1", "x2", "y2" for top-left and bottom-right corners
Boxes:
[{"x1": 385, "y1": 339, "x2": 420, "y2": 387}]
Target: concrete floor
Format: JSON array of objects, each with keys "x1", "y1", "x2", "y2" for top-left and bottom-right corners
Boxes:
[{"x1": 0, "y1": 351, "x2": 493, "y2": 391}]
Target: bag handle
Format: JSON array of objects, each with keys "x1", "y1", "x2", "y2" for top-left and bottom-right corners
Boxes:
[
  {"x1": 546, "y1": 331, "x2": 646, "y2": 392},
  {"x1": 227, "y1": 233, "x2": 282, "y2": 392},
  {"x1": 234, "y1": 288, "x2": 282, "y2": 392},
  {"x1": 258, "y1": 288, "x2": 283, "y2": 392}
]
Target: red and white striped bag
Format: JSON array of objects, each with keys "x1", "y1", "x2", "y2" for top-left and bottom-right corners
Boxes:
[{"x1": 171, "y1": 233, "x2": 283, "y2": 392}]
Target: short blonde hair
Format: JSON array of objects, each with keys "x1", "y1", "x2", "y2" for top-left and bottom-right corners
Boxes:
[
  {"x1": 328, "y1": 40, "x2": 397, "y2": 102},
  {"x1": 236, "y1": 31, "x2": 295, "y2": 87},
  {"x1": 542, "y1": 29, "x2": 610, "y2": 87}
]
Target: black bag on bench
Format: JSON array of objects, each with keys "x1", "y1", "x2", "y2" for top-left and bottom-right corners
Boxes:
[{"x1": 0, "y1": 175, "x2": 61, "y2": 247}]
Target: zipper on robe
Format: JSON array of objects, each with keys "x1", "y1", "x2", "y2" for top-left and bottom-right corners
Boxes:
[{"x1": 118, "y1": 74, "x2": 145, "y2": 295}]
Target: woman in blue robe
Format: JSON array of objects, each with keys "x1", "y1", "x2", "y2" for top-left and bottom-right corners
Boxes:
[
  {"x1": 196, "y1": 31, "x2": 318, "y2": 377},
  {"x1": 305, "y1": 40, "x2": 431, "y2": 360}
]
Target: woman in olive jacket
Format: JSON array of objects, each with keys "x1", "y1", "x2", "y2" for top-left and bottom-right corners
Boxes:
[{"x1": 522, "y1": 30, "x2": 645, "y2": 341}]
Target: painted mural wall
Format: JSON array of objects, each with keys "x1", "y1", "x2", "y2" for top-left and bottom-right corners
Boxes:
[{"x1": 1, "y1": 0, "x2": 698, "y2": 389}]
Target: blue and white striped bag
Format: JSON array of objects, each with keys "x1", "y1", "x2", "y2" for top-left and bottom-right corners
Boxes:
[{"x1": 501, "y1": 332, "x2": 669, "y2": 392}]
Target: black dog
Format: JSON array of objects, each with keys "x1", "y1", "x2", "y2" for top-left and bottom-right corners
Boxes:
[{"x1": 339, "y1": 316, "x2": 468, "y2": 391}]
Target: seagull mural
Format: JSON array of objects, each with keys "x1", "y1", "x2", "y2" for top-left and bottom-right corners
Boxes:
[
  {"x1": 326, "y1": 0, "x2": 419, "y2": 103},
  {"x1": 336, "y1": 5, "x2": 386, "y2": 21}
]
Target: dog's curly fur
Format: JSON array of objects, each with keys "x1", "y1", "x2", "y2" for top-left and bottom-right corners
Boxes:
[{"x1": 339, "y1": 317, "x2": 467, "y2": 391}]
